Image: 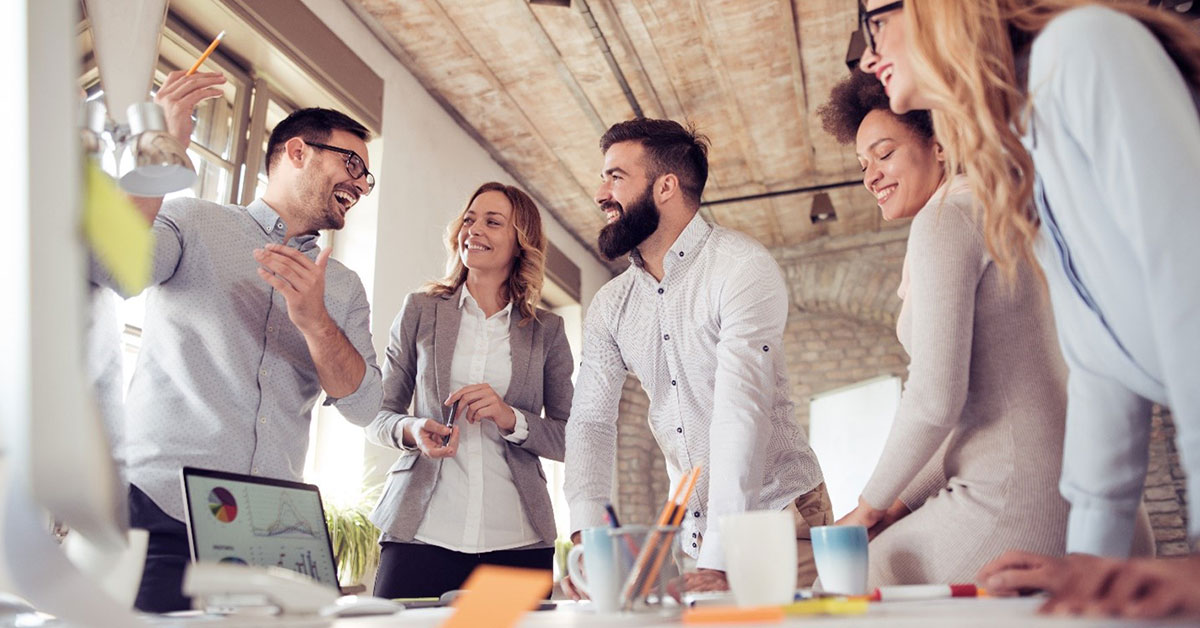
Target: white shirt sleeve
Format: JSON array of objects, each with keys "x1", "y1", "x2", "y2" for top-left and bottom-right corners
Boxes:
[
  {"x1": 1038, "y1": 7, "x2": 1200, "y2": 550},
  {"x1": 502, "y1": 405, "x2": 529, "y2": 444},
  {"x1": 564, "y1": 290, "x2": 627, "y2": 536},
  {"x1": 696, "y1": 250, "x2": 789, "y2": 570}
]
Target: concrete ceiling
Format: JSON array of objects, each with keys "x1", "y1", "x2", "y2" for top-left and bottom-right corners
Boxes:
[{"x1": 345, "y1": 0, "x2": 899, "y2": 271}]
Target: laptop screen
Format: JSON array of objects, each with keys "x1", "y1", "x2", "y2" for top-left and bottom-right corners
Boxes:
[{"x1": 181, "y1": 467, "x2": 339, "y2": 589}]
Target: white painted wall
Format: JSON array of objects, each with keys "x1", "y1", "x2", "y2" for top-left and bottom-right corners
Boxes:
[{"x1": 299, "y1": 0, "x2": 613, "y2": 497}]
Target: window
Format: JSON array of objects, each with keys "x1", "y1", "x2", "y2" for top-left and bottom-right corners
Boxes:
[{"x1": 808, "y1": 376, "x2": 901, "y2": 519}]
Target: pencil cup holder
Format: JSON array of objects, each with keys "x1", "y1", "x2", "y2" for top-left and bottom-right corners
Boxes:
[{"x1": 615, "y1": 524, "x2": 681, "y2": 612}]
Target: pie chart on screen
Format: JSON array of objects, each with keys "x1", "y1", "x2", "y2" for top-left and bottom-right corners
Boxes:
[{"x1": 208, "y1": 487, "x2": 238, "y2": 523}]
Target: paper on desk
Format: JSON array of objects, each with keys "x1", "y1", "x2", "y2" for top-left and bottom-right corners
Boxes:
[
  {"x1": 441, "y1": 565, "x2": 551, "y2": 628},
  {"x1": 83, "y1": 159, "x2": 153, "y2": 294}
]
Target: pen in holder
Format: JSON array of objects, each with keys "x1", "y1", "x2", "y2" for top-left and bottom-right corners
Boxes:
[{"x1": 617, "y1": 524, "x2": 681, "y2": 611}]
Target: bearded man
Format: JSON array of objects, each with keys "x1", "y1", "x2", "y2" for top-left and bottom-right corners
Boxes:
[{"x1": 563, "y1": 118, "x2": 829, "y2": 595}]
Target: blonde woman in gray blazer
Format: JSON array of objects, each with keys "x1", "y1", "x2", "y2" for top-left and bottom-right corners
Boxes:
[{"x1": 365, "y1": 182, "x2": 574, "y2": 598}]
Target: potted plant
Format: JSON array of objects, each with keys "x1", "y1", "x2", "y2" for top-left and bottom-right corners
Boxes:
[{"x1": 324, "y1": 489, "x2": 382, "y2": 590}]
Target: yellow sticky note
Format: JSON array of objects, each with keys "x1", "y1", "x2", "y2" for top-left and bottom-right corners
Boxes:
[
  {"x1": 441, "y1": 566, "x2": 551, "y2": 628},
  {"x1": 783, "y1": 597, "x2": 869, "y2": 616},
  {"x1": 82, "y1": 159, "x2": 153, "y2": 294}
]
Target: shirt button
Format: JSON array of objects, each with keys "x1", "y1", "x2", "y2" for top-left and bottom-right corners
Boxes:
[
  {"x1": 268, "y1": 326, "x2": 275, "y2": 333},
  {"x1": 251, "y1": 467, "x2": 259, "y2": 475},
  {"x1": 676, "y1": 427, "x2": 683, "y2": 434},
  {"x1": 692, "y1": 542, "x2": 698, "y2": 548},
  {"x1": 657, "y1": 288, "x2": 664, "y2": 295},
  {"x1": 663, "y1": 334, "x2": 670, "y2": 340},
  {"x1": 692, "y1": 532, "x2": 698, "y2": 538},
  {"x1": 671, "y1": 380, "x2": 676, "y2": 386},
  {"x1": 763, "y1": 345, "x2": 769, "y2": 352},
  {"x1": 259, "y1": 416, "x2": 267, "y2": 424},
  {"x1": 679, "y1": 251, "x2": 684, "y2": 257},
  {"x1": 694, "y1": 510, "x2": 701, "y2": 517},
  {"x1": 276, "y1": 221, "x2": 283, "y2": 230},
  {"x1": 259, "y1": 369, "x2": 267, "y2": 376}
]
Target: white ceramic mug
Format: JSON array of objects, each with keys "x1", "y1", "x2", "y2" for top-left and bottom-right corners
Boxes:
[{"x1": 718, "y1": 510, "x2": 797, "y2": 607}]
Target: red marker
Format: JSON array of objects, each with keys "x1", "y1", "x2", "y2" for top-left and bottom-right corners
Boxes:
[{"x1": 869, "y1": 584, "x2": 980, "y2": 602}]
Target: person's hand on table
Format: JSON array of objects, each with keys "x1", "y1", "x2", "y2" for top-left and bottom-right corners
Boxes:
[
  {"x1": 1054, "y1": 555, "x2": 1200, "y2": 619},
  {"x1": 667, "y1": 568, "x2": 729, "y2": 600},
  {"x1": 560, "y1": 573, "x2": 586, "y2": 601},
  {"x1": 866, "y1": 499, "x2": 911, "y2": 540},
  {"x1": 836, "y1": 496, "x2": 885, "y2": 529},
  {"x1": 561, "y1": 530, "x2": 586, "y2": 601},
  {"x1": 977, "y1": 551, "x2": 1111, "y2": 598}
]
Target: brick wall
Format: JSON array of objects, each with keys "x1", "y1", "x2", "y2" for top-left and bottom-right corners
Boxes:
[
  {"x1": 1147, "y1": 406, "x2": 1190, "y2": 556},
  {"x1": 613, "y1": 375, "x2": 669, "y2": 525},
  {"x1": 609, "y1": 228, "x2": 1189, "y2": 555}
]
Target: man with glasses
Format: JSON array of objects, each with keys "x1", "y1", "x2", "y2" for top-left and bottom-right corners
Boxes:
[{"x1": 90, "y1": 71, "x2": 384, "y2": 613}]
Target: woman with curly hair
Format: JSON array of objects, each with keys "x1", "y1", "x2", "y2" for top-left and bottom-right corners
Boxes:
[
  {"x1": 856, "y1": 0, "x2": 1200, "y2": 616},
  {"x1": 818, "y1": 69, "x2": 1084, "y2": 587},
  {"x1": 365, "y1": 182, "x2": 574, "y2": 597}
]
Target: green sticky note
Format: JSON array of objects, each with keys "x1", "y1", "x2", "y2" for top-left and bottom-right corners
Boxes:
[{"x1": 82, "y1": 159, "x2": 153, "y2": 294}]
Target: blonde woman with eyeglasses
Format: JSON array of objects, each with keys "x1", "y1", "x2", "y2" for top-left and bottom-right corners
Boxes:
[{"x1": 856, "y1": 0, "x2": 1200, "y2": 618}]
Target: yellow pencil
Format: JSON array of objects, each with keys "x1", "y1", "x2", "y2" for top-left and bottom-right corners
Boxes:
[{"x1": 186, "y1": 30, "x2": 225, "y2": 75}]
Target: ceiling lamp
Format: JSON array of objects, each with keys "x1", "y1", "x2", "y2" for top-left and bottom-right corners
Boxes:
[{"x1": 810, "y1": 192, "x2": 837, "y2": 224}]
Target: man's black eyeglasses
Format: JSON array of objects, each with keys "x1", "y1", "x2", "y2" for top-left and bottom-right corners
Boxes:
[
  {"x1": 304, "y1": 141, "x2": 375, "y2": 193},
  {"x1": 860, "y1": 1, "x2": 904, "y2": 54}
]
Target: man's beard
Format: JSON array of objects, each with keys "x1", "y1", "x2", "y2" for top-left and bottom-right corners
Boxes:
[{"x1": 598, "y1": 184, "x2": 660, "y2": 261}]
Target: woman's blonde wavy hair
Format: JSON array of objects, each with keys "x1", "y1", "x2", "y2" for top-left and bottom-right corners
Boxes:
[
  {"x1": 424, "y1": 182, "x2": 547, "y2": 325},
  {"x1": 902, "y1": 0, "x2": 1200, "y2": 281}
]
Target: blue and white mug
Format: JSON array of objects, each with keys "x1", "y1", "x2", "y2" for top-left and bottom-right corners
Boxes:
[
  {"x1": 810, "y1": 525, "x2": 869, "y2": 595},
  {"x1": 566, "y1": 526, "x2": 622, "y2": 613}
]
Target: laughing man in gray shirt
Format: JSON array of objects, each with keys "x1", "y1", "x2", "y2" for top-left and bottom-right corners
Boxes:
[{"x1": 88, "y1": 71, "x2": 383, "y2": 612}]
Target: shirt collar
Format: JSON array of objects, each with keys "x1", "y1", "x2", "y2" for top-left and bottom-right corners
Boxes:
[
  {"x1": 631, "y1": 212, "x2": 712, "y2": 275},
  {"x1": 246, "y1": 199, "x2": 319, "y2": 252},
  {"x1": 458, "y1": 284, "x2": 513, "y2": 320}
]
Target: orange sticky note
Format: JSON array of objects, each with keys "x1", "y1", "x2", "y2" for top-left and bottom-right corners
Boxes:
[
  {"x1": 683, "y1": 605, "x2": 785, "y2": 624},
  {"x1": 440, "y1": 566, "x2": 551, "y2": 628}
]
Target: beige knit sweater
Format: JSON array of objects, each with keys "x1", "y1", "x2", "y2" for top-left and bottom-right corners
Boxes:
[{"x1": 860, "y1": 176, "x2": 1072, "y2": 585}]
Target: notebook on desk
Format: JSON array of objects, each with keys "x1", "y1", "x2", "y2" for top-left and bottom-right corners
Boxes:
[{"x1": 181, "y1": 466, "x2": 340, "y2": 590}]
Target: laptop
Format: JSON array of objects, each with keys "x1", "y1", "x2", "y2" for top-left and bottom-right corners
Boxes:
[{"x1": 181, "y1": 466, "x2": 340, "y2": 590}]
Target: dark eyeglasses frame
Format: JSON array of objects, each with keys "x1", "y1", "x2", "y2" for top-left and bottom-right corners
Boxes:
[
  {"x1": 304, "y1": 141, "x2": 375, "y2": 193},
  {"x1": 860, "y1": 0, "x2": 904, "y2": 54}
]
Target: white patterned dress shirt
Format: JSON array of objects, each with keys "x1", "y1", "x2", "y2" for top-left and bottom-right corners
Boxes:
[
  {"x1": 565, "y1": 213, "x2": 824, "y2": 570},
  {"x1": 405, "y1": 287, "x2": 539, "y2": 552}
]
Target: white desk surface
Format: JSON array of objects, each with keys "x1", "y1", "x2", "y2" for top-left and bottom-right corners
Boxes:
[{"x1": 154, "y1": 598, "x2": 1184, "y2": 628}]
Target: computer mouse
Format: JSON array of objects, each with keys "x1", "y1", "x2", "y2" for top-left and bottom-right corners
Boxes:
[{"x1": 320, "y1": 595, "x2": 405, "y2": 617}]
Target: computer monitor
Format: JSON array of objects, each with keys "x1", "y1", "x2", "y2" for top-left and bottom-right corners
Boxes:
[{"x1": 181, "y1": 467, "x2": 339, "y2": 589}]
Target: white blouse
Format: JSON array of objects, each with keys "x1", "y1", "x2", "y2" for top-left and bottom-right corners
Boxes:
[{"x1": 412, "y1": 287, "x2": 539, "y2": 553}]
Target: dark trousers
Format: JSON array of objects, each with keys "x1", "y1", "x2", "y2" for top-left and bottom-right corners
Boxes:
[
  {"x1": 373, "y1": 542, "x2": 553, "y2": 599},
  {"x1": 129, "y1": 484, "x2": 193, "y2": 613}
]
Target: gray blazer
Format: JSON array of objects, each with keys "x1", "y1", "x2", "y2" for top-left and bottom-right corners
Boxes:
[{"x1": 365, "y1": 289, "x2": 574, "y2": 546}]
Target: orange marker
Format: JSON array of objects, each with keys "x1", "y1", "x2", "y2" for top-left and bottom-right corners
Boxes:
[{"x1": 186, "y1": 30, "x2": 225, "y2": 75}]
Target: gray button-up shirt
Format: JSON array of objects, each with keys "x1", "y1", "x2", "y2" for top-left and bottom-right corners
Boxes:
[{"x1": 90, "y1": 197, "x2": 383, "y2": 521}]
